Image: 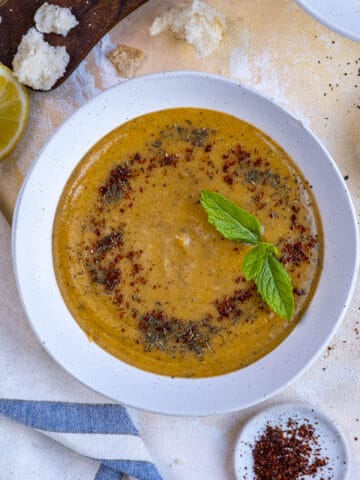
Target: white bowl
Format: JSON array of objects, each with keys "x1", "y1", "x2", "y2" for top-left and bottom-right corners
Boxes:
[
  {"x1": 12, "y1": 71, "x2": 359, "y2": 416},
  {"x1": 296, "y1": 0, "x2": 360, "y2": 42}
]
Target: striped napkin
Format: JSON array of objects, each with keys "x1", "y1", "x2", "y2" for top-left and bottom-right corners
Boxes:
[{"x1": 0, "y1": 210, "x2": 163, "y2": 480}]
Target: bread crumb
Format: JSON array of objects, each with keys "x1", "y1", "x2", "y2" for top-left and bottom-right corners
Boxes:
[
  {"x1": 12, "y1": 27, "x2": 70, "y2": 91},
  {"x1": 108, "y1": 44, "x2": 146, "y2": 78},
  {"x1": 11, "y1": 2, "x2": 78, "y2": 90},
  {"x1": 149, "y1": 0, "x2": 225, "y2": 57},
  {"x1": 34, "y1": 2, "x2": 79, "y2": 37}
]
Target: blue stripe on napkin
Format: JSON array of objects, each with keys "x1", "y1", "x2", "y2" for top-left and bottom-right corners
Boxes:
[
  {"x1": 95, "y1": 463, "x2": 124, "y2": 480},
  {"x1": 0, "y1": 400, "x2": 138, "y2": 434},
  {"x1": 100, "y1": 460, "x2": 163, "y2": 480},
  {"x1": 0, "y1": 399, "x2": 163, "y2": 480}
]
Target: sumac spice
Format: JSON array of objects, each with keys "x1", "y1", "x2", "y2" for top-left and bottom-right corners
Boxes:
[{"x1": 251, "y1": 418, "x2": 329, "y2": 480}]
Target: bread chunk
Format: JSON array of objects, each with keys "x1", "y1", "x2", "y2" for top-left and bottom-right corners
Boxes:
[
  {"x1": 150, "y1": 0, "x2": 225, "y2": 57},
  {"x1": 108, "y1": 44, "x2": 146, "y2": 78},
  {"x1": 34, "y1": 2, "x2": 79, "y2": 37},
  {"x1": 12, "y1": 28, "x2": 70, "y2": 91}
]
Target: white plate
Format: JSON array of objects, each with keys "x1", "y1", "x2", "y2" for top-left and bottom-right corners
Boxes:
[
  {"x1": 12, "y1": 71, "x2": 359, "y2": 416},
  {"x1": 234, "y1": 403, "x2": 350, "y2": 479},
  {"x1": 296, "y1": 0, "x2": 360, "y2": 41}
]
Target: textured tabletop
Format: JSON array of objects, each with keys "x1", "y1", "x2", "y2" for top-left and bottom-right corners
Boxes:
[{"x1": 0, "y1": 1, "x2": 359, "y2": 478}]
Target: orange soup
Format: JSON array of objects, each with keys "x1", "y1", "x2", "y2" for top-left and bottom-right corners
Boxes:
[{"x1": 53, "y1": 108, "x2": 322, "y2": 377}]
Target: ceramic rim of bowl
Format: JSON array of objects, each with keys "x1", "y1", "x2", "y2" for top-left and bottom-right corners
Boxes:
[
  {"x1": 12, "y1": 71, "x2": 359, "y2": 416},
  {"x1": 296, "y1": 0, "x2": 360, "y2": 42}
]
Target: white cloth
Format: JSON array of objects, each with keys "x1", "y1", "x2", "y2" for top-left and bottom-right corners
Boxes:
[{"x1": 0, "y1": 211, "x2": 160, "y2": 480}]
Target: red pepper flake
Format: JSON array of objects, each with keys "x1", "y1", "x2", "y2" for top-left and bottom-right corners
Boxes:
[
  {"x1": 99, "y1": 164, "x2": 132, "y2": 203},
  {"x1": 253, "y1": 191, "x2": 266, "y2": 209},
  {"x1": 215, "y1": 288, "x2": 253, "y2": 322},
  {"x1": 293, "y1": 288, "x2": 307, "y2": 296},
  {"x1": 126, "y1": 249, "x2": 142, "y2": 260},
  {"x1": 115, "y1": 292, "x2": 124, "y2": 304},
  {"x1": 132, "y1": 263, "x2": 142, "y2": 274},
  {"x1": 93, "y1": 231, "x2": 123, "y2": 254},
  {"x1": 88, "y1": 266, "x2": 121, "y2": 292},
  {"x1": 251, "y1": 418, "x2": 329, "y2": 479},
  {"x1": 235, "y1": 275, "x2": 246, "y2": 283},
  {"x1": 184, "y1": 147, "x2": 193, "y2": 162},
  {"x1": 147, "y1": 157, "x2": 157, "y2": 171},
  {"x1": 224, "y1": 174, "x2": 234, "y2": 185},
  {"x1": 160, "y1": 153, "x2": 179, "y2": 167},
  {"x1": 280, "y1": 237, "x2": 318, "y2": 266},
  {"x1": 222, "y1": 158, "x2": 237, "y2": 173},
  {"x1": 234, "y1": 144, "x2": 251, "y2": 162},
  {"x1": 221, "y1": 144, "x2": 288, "y2": 190}
]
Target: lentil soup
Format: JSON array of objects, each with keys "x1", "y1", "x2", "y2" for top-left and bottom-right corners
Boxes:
[{"x1": 53, "y1": 108, "x2": 322, "y2": 378}]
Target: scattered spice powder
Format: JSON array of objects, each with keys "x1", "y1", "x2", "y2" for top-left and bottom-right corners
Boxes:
[
  {"x1": 158, "y1": 123, "x2": 215, "y2": 147},
  {"x1": 251, "y1": 418, "x2": 329, "y2": 480},
  {"x1": 99, "y1": 164, "x2": 132, "y2": 203},
  {"x1": 138, "y1": 310, "x2": 221, "y2": 356},
  {"x1": 214, "y1": 287, "x2": 254, "y2": 323}
]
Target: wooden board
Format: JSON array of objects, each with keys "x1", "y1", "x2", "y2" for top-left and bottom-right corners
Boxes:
[{"x1": 0, "y1": 0, "x2": 148, "y2": 90}]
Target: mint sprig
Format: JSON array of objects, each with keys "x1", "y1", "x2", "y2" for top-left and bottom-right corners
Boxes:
[
  {"x1": 243, "y1": 244, "x2": 294, "y2": 320},
  {"x1": 199, "y1": 190, "x2": 261, "y2": 243},
  {"x1": 200, "y1": 191, "x2": 295, "y2": 321}
]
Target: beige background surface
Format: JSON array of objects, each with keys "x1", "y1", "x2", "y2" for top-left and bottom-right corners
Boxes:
[{"x1": 0, "y1": 1, "x2": 359, "y2": 479}]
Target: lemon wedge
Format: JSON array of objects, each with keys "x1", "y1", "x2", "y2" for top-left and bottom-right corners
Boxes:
[{"x1": 0, "y1": 63, "x2": 29, "y2": 160}]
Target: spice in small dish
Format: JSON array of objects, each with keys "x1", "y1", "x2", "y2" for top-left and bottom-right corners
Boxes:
[
  {"x1": 251, "y1": 418, "x2": 328, "y2": 479},
  {"x1": 234, "y1": 404, "x2": 350, "y2": 480}
]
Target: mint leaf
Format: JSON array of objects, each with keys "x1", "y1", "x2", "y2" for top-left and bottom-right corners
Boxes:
[
  {"x1": 244, "y1": 248, "x2": 295, "y2": 320},
  {"x1": 200, "y1": 190, "x2": 295, "y2": 320},
  {"x1": 200, "y1": 191, "x2": 261, "y2": 243},
  {"x1": 259, "y1": 242, "x2": 279, "y2": 257},
  {"x1": 243, "y1": 244, "x2": 270, "y2": 279}
]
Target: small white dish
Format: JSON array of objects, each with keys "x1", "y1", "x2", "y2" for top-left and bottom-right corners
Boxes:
[
  {"x1": 12, "y1": 71, "x2": 359, "y2": 416},
  {"x1": 296, "y1": 0, "x2": 360, "y2": 41},
  {"x1": 234, "y1": 403, "x2": 350, "y2": 479}
]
